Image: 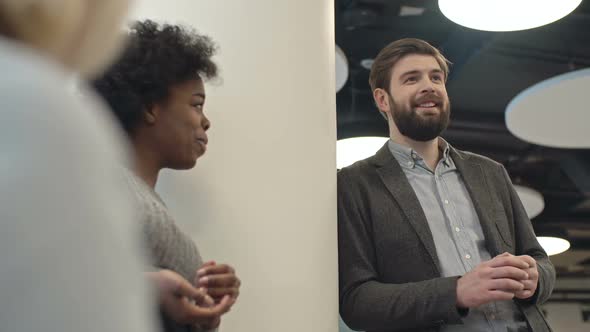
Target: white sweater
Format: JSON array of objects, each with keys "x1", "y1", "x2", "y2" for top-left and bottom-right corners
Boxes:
[{"x1": 0, "y1": 37, "x2": 157, "y2": 332}]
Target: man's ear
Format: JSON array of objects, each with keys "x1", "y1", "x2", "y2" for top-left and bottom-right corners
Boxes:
[{"x1": 373, "y1": 88, "x2": 391, "y2": 117}]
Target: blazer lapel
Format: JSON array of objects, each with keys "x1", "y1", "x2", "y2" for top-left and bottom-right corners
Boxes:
[
  {"x1": 451, "y1": 148, "x2": 504, "y2": 256},
  {"x1": 372, "y1": 143, "x2": 442, "y2": 273}
]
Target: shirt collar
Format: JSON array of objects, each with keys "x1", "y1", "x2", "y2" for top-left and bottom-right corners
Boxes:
[
  {"x1": 387, "y1": 137, "x2": 454, "y2": 169},
  {"x1": 438, "y1": 137, "x2": 452, "y2": 167}
]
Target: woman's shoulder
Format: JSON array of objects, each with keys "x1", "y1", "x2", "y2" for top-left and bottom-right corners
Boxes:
[
  {"x1": 0, "y1": 37, "x2": 130, "y2": 167},
  {"x1": 0, "y1": 37, "x2": 74, "y2": 106}
]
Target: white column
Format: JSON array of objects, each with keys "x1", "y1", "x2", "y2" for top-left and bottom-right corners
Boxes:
[{"x1": 132, "y1": 1, "x2": 338, "y2": 331}]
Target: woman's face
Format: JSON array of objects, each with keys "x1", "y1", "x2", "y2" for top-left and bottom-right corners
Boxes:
[{"x1": 150, "y1": 79, "x2": 211, "y2": 170}]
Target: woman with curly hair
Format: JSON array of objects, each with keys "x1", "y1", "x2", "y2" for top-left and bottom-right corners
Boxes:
[{"x1": 93, "y1": 20, "x2": 240, "y2": 332}]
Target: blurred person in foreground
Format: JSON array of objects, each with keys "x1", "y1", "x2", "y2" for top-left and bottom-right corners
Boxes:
[{"x1": 0, "y1": 0, "x2": 158, "y2": 331}]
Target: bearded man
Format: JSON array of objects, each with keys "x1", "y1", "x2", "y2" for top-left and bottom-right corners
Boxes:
[{"x1": 338, "y1": 38, "x2": 555, "y2": 332}]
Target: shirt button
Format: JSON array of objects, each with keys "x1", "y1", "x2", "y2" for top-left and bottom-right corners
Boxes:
[
  {"x1": 407, "y1": 161, "x2": 413, "y2": 166},
  {"x1": 444, "y1": 200, "x2": 449, "y2": 204},
  {"x1": 455, "y1": 227, "x2": 460, "y2": 232},
  {"x1": 465, "y1": 254, "x2": 471, "y2": 259}
]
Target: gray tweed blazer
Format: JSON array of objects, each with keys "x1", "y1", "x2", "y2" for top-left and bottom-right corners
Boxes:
[{"x1": 338, "y1": 143, "x2": 555, "y2": 332}]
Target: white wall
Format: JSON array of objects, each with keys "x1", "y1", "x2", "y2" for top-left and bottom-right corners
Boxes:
[{"x1": 131, "y1": 1, "x2": 338, "y2": 331}]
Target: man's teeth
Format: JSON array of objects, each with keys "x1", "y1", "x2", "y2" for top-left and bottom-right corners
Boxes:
[{"x1": 419, "y1": 102, "x2": 436, "y2": 107}]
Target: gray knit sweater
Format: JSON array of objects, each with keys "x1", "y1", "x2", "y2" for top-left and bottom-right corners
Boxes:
[{"x1": 124, "y1": 170, "x2": 214, "y2": 332}]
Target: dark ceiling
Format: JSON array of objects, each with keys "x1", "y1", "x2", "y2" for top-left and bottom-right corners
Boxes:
[{"x1": 336, "y1": 0, "x2": 590, "y2": 277}]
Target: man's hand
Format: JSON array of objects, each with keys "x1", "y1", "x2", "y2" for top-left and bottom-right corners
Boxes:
[
  {"x1": 456, "y1": 253, "x2": 529, "y2": 308},
  {"x1": 513, "y1": 255, "x2": 539, "y2": 300},
  {"x1": 146, "y1": 269, "x2": 233, "y2": 326},
  {"x1": 491, "y1": 253, "x2": 539, "y2": 300},
  {"x1": 196, "y1": 261, "x2": 241, "y2": 304}
]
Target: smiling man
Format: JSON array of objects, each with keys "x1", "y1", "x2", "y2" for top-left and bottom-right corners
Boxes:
[{"x1": 338, "y1": 38, "x2": 555, "y2": 332}]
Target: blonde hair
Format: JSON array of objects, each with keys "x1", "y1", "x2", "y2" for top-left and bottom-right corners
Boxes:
[{"x1": 0, "y1": 0, "x2": 131, "y2": 77}]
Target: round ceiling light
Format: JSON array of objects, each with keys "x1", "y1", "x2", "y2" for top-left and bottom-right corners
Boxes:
[
  {"x1": 537, "y1": 236, "x2": 571, "y2": 256},
  {"x1": 506, "y1": 68, "x2": 590, "y2": 148},
  {"x1": 439, "y1": 0, "x2": 582, "y2": 32},
  {"x1": 335, "y1": 45, "x2": 349, "y2": 93},
  {"x1": 513, "y1": 185, "x2": 545, "y2": 219},
  {"x1": 337, "y1": 136, "x2": 389, "y2": 169},
  {"x1": 360, "y1": 59, "x2": 374, "y2": 70}
]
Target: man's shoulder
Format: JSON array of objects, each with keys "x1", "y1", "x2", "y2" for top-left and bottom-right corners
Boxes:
[
  {"x1": 338, "y1": 154, "x2": 378, "y2": 180},
  {"x1": 453, "y1": 148, "x2": 503, "y2": 170},
  {"x1": 337, "y1": 154, "x2": 388, "y2": 200},
  {"x1": 452, "y1": 148, "x2": 511, "y2": 189}
]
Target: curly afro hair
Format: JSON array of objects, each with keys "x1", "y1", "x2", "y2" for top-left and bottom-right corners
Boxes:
[{"x1": 92, "y1": 19, "x2": 218, "y2": 135}]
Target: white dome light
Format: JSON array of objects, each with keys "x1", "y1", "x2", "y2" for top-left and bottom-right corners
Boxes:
[
  {"x1": 513, "y1": 185, "x2": 545, "y2": 219},
  {"x1": 337, "y1": 136, "x2": 389, "y2": 169},
  {"x1": 335, "y1": 45, "x2": 349, "y2": 93},
  {"x1": 537, "y1": 236, "x2": 571, "y2": 256},
  {"x1": 439, "y1": 0, "x2": 582, "y2": 32},
  {"x1": 506, "y1": 68, "x2": 590, "y2": 149}
]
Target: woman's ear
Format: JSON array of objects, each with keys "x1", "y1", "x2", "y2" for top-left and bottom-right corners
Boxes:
[{"x1": 143, "y1": 103, "x2": 160, "y2": 125}]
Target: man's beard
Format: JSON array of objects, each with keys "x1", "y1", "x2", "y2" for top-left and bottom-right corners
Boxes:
[{"x1": 389, "y1": 94, "x2": 450, "y2": 142}]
